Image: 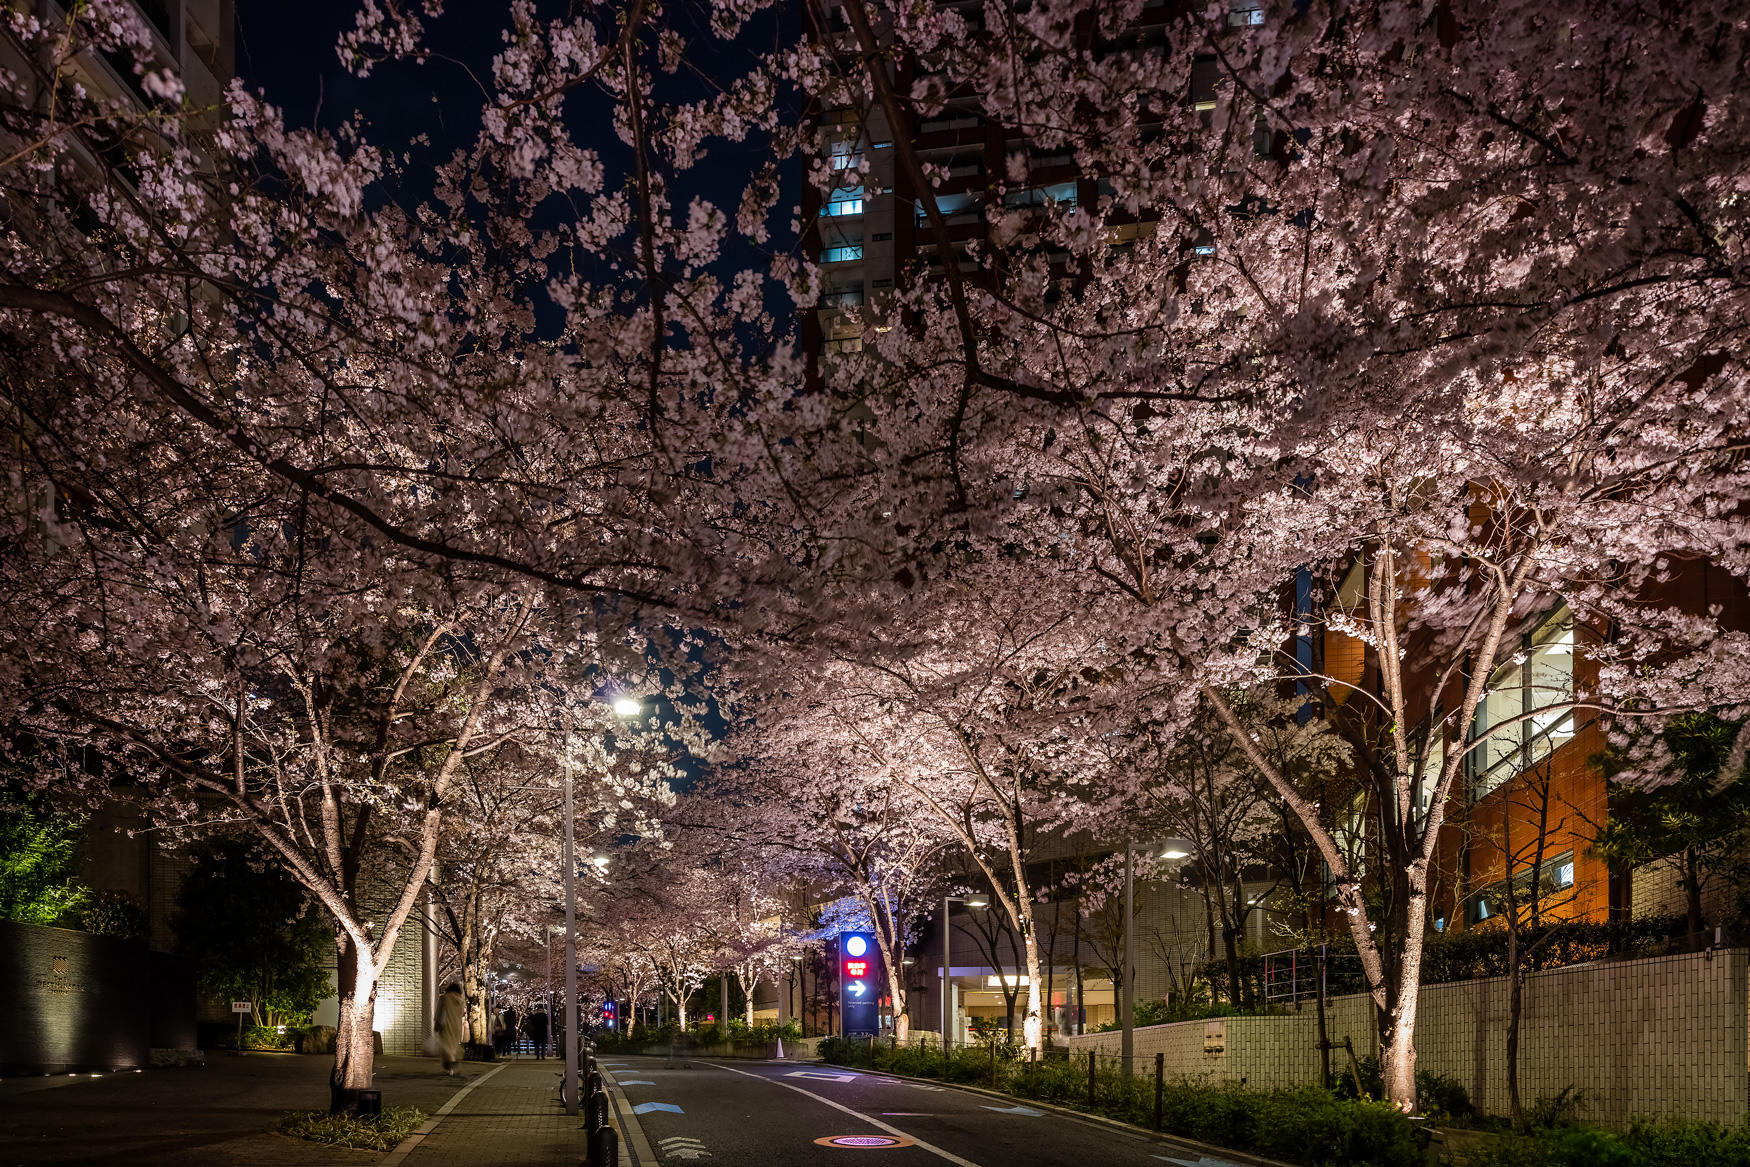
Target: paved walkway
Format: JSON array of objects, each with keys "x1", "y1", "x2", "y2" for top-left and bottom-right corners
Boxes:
[
  {"x1": 388, "y1": 1059, "x2": 585, "y2": 1167},
  {"x1": 0, "y1": 1054, "x2": 494, "y2": 1167}
]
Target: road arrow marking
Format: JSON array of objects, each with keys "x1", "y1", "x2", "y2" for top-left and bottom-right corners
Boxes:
[
  {"x1": 659, "y1": 1135, "x2": 711, "y2": 1160},
  {"x1": 633, "y1": 1102, "x2": 684, "y2": 1114},
  {"x1": 619, "y1": 1079, "x2": 656, "y2": 1085},
  {"x1": 981, "y1": 1104, "x2": 1043, "y2": 1116},
  {"x1": 786, "y1": 1069, "x2": 857, "y2": 1082},
  {"x1": 847, "y1": 979, "x2": 869, "y2": 998},
  {"x1": 1153, "y1": 1156, "x2": 1244, "y2": 1166}
]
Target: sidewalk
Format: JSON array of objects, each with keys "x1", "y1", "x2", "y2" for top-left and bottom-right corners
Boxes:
[
  {"x1": 387, "y1": 1058, "x2": 585, "y2": 1167},
  {"x1": 0, "y1": 1053, "x2": 493, "y2": 1167}
]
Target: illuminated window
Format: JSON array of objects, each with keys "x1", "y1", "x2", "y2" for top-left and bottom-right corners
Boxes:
[
  {"x1": 826, "y1": 187, "x2": 865, "y2": 217},
  {"x1": 1464, "y1": 850, "x2": 1576, "y2": 925},
  {"x1": 821, "y1": 244, "x2": 864, "y2": 264},
  {"x1": 1471, "y1": 605, "x2": 1575, "y2": 799}
]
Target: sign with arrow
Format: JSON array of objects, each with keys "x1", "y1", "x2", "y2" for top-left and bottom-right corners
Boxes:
[{"x1": 837, "y1": 931, "x2": 880, "y2": 1036}]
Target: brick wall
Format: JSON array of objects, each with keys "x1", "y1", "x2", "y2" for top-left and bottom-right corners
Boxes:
[{"x1": 1062, "y1": 947, "x2": 1749, "y2": 1126}]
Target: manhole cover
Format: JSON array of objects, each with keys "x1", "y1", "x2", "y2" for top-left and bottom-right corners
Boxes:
[{"x1": 813, "y1": 1134, "x2": 916, "y2": 1149}]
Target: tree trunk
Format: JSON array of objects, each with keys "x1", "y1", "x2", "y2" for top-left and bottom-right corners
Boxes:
[
  {"x1": 1221, "y1": 920, "x2": 1242, "y2": 1008},
  {"x1": 1506, "y1": 923, "x2": 1525, "y2": 1131},
  {"x1": 1377, "y1": 881, "x2": 1431, "y2": 1113},
  {"x1": 1020, "y1": 918, "x2": 1044, "y2": 1054},
  {"x1": 1683, "y1": 847, "x2": 1704, "y2": 951},
  {"x1": 742, "y1": 972, "x2": 756, "y2": 1027},
  {"x1": 1072, "y1": 912, "x2": 1085, "y2": 1036},
  {"x1": 330, "y1": 938, "x2": 378, "y2": 1114}
]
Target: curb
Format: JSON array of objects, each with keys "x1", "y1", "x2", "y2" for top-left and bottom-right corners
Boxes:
[
  {"x1": 597, "y1": 1064, "x2": 657, "y2": 1167},
  {"x1": 379, "y1": 1062, "x2": 506, "y2": 1167},
  {"x1": 837, "y1": 1062, "x2": 1298, "y2": 1167}
]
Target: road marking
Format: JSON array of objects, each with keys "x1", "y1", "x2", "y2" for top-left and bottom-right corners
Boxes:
[
  {"x1": 379, "y1": 1063, "x2": 507, "y2": 1167},
  {"x1": 1154, "y1": 1156, "x2": 1245, "y2": 1166},
  {"x1": 880, "y1": 1111, "x2": 933, "y2": 1116},
  {"x1": 620, "y1": 1079, "x2": 657, "y2": 1085},
  {"x1": 981, "y1": 1104, "x2": 1043, "y2": 1116},
  {"x1": 787, "y1": 1069, "x2": 858, "y2": 1082},
  {"x1": 660, "y1": 1134, "x2": 712, "y2": 1160},
  {"x1": 708, "y1": 1062, "x2": 985, "y2": 1167},
  {"x1": 601, "y1": 1064, "x2": 660, "y2": 1167},
  {"x1": 814, "y1": 1134, "x2": 915, "y2": 1148},
  {"x1": 634, "y1": 1101, "x2": 685, "y2": 1114}
]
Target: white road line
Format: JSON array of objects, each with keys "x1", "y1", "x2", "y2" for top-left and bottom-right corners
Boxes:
[
  {"x1": 379, "y1": 1062, "x2": 507, "y2": 1167},
  {"x1": 705, "y1": 1061, "x2": 986, "y2": 1167}
]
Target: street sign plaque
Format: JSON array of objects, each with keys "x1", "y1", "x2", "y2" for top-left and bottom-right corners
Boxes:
[
  {"x1": 231, "y1": 1002, "x2": 252, "y2": 1014},
  {"x1": 838, "y1": 931, "x2": 880, "y2": 1036}
]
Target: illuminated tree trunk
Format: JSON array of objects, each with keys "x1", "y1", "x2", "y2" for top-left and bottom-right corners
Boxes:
[{"x1": 330, "y1": 937, "x2": 379, "y2": 1114}]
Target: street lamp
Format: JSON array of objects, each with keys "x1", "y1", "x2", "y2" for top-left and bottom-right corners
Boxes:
[
  {"x1": 1120, "y1": 839, "x2": 1192, "y2": 1076},
  {"x1": 940, "y1": 894, "x2": 988, "y2": 1051},
  {"x1": 559, "y1": 694, "x2": 642, "y2": 1115}
]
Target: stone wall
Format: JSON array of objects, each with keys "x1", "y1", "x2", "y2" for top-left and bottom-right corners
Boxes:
[
  {"x1": 1061, "y1": 947, "x2": 1749, "y2": 1127},
  {"x1": 0, "y1": 920, "x2": 197, "y2": 1073},
  {"x1": 308, "y1": 920, "x2": 430, "y2": 1057}
]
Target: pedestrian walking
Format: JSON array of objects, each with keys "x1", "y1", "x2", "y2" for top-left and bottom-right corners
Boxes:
[
  {"x1": 524, "y1": 1008, "x2": 550, "y2": 1060},
  {"x1": 435, "y1": 982, "x2": 466, "y2": 1076},
  {"x1": 491, "y1": 1009, "x2": 506, "y2": 1057},
  {"x1": 501, "y1": 1006, "x2": 519, "y2": 1056}
]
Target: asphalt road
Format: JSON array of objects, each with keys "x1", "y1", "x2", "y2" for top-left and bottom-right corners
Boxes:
[{"x1": 599, "y1": 1054, "x2": 1254, "y2": 1167}]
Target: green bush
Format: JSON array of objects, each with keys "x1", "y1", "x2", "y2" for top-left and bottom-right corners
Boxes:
[
  {"x1": 1330, "y1": 1053, "x2": 1474, "y2": 1121},
  {"x1": 80, "y1": 889, "x2": 147, "y2": 941},
  {"x1": 819, "y1": 1037, "x2": 1424, "y2": 1166},
  {"x1": 1456, "y1": 1116, "x2": 1750, "y2": 1167},
  {"x1": 279, "y1": 1105, "x2": 424, "y2": 1151},
  {"x1": 241, "y1": 1024, "x2": 293, "y2": 1050}
]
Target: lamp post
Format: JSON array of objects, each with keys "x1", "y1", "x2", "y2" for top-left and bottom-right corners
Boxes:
[
  {"x1": 1121, "y1": 839, "x2": 1190, "y2": 1076},
  {"x1": 940, "y1": 894, "x2": 988, "y2": 1051},
  {"x1": 559, "y1": 694, "x2": 642, "y2": 1116}
]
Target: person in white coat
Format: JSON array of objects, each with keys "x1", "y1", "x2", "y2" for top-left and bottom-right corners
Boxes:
[{"x1": 435, "y1": 983, "x2": 466, "y2": 1075}]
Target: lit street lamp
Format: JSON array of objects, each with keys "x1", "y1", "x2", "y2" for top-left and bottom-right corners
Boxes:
[
  {"x1": 940, "y1": 893, "x2": 988, "y2": 1051},
  {"x1": 559, "y1": 695, "x2": 640, "y2": 1115},
  {"x1": 1121, "y1": 838, "x2": 1191, "y2": 1076}
]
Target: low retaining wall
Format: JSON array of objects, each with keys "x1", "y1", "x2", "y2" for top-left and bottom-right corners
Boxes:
[
  {"x1": 0, "y1": 921, "x2": 197, "y2": 1073},
  {"x1": 1060, "y1": 947, "x2": 1749, "y2": 1127},
  {"x1": 631, "y1": 1035, "x2": 824, "y2": 1060}
]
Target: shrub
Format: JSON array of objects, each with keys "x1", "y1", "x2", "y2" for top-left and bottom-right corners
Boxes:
[
  {"x1": 1456, "y1": 1117, "x2": 1750, "y2": 1167},
  {"x1": 819, "y1": 1037, "x2": 1425, "y2": 1166},
  {"x1": 234, "y1": 1024, "x2": 293, "y2": 1050},
  {"x1": 80, "y1": 890, "x2": 147, "y2": 941},
  {"x1": 1624, "y1": 1116, "x2": 1750, "y2": 1167},
  {"x1": 279, "y1": 1105, "x2": 424, "y2": 1151},
  {"x1": 1331, "y1": 1053, "x2": 1473, "y2": 1121}
]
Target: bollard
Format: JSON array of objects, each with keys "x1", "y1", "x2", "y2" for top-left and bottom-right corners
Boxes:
[
  {"x1": 586, "y1": 1070, "x2": 605, "y2": 1100},
  {"x1": 587, "y1": 1090, "x2": 611, "y2": 1133},
  {"x1": 1087, "y1": 1050, "x2": 1096, "y2": 1108},
  {"x1": 588, "y1": 1125, "x2": 618, "y2": 1167},
  {"x1": 1153, "y1": 1052, "x2": 1164, "y2": 1130}
]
